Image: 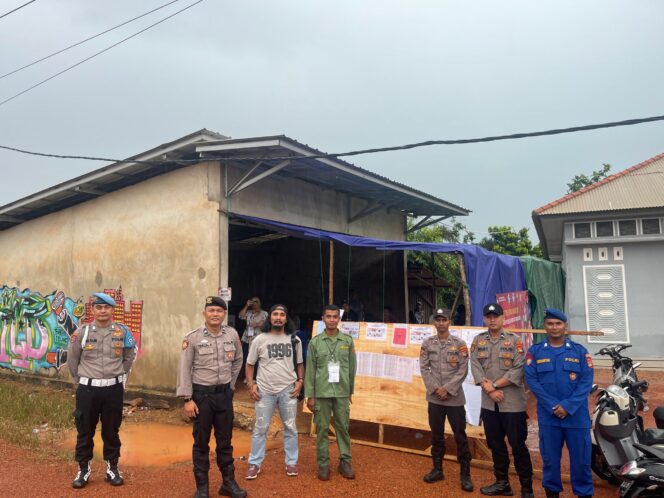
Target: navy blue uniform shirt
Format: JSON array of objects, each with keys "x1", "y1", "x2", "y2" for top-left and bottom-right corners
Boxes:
[{"x1": 525, "y1": 339, "x2": 593, "y2": 428}]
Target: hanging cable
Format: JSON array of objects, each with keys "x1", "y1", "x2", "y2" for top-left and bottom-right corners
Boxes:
[
  {"x1": 0, "y1": 0, "x2": 182, "y2": 80},
  {"x1": 0, "y1": 0, "x2": 204, "y2": 108},
  {"x1": 0, "y1": 0, "x2": 36, "y2": 20}
]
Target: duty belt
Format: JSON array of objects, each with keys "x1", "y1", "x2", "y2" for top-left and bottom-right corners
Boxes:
[
  {"x1": 79, "y1": 374, "x2": 126, "y2": 387},
  {"x1": 192, "y1": 383, "x2": 230, "y2": 393}
]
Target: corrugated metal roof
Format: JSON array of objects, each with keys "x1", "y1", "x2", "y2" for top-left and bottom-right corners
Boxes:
[
  {"x1": 0, "y1": 129, "x2": 470, "y2": 231},
  {"x1": 534, "y1": 151, "x2": 664, "y2": 215}
]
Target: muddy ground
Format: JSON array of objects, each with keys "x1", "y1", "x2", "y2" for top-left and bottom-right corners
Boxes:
[{"x1": 4, "y1": 367, "x2": 664, "y2": 497}]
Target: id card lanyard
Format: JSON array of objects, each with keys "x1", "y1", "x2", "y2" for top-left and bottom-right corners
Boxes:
[{"x1": 326, "y1": 337, "x2": 340, "y2": 384}]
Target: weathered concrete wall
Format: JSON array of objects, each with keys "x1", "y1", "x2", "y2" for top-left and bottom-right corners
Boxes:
[
  {"x1": 0, "y1": 163, "x2": 221, "y2": 391},
  {"x1": 223, "y1": 164, "x2": 406, "y2": 241},
  {"x1": 562, "y1": 222, "x2": 664, "y2": 359}
]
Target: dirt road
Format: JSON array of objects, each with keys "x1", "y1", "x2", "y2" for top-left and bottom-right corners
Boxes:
[{"x1": 1, "y1": 435, "x2": 617, "y2": 498}]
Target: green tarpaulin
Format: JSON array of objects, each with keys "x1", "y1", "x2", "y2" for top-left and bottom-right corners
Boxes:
[{"x1": 520, "y1": 256, "x2": 566, "y2": 343}]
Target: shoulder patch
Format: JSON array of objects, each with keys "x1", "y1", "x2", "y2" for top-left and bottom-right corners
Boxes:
[
  {"x1": 182, "y1": 340, "x2": 189, "y2": 350},
  {"x1": 516, "y1": 340, "x2": 524, "y2": 354},
  {"x1": 585, "y1": 353, "x2": 594, "y2": 368},
  {"x1": 70, "y1": 332, "x2": 78, "y2": 344},
  {"x1": 526, "y1": 352, "x2": 533, "y2": 366}
]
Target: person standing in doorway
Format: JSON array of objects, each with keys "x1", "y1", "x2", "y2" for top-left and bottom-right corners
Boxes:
[
  {"x1": 420, "y1": 308, "x2": 474, "y2": 492},
  {"x1": 239, "y1": 297, "x2": 267, "y2": 382},
  {"x1": 305, "y1": 305, "x2": 357, "y2": 481},
  {"x1": 67, "y1": 292, "x2": 137, "y2": 489},
  {"x1": 245, "y1": 305, "x2": 304, "y2": 479},
  {"x1": 176, "y1": 297, "x2": 246, "y2": 498},
  {"x1": 470, "y1": 303, "x2": 533, "y2": 498}
]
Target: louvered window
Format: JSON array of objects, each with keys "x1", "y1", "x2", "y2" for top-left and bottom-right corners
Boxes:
[{"x1": 584, "y1": 265, "x2": 629, "y2": 344}]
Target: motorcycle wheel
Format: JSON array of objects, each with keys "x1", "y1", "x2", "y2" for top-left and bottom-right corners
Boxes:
[{"x1": 591, "y1": 443, "x2": 622, "y2": 486}]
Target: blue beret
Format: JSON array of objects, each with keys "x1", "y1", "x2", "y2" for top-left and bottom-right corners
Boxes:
[
  {"x1": 544, "y1": 308, "x2": 567, "y2": 322},
  {"x1": 92, "y1": 292, "x2": 116, "y2": 307}
]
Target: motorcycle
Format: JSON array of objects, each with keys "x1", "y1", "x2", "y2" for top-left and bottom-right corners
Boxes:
[
  {"x1": 618, "y1": 442, "x2": 664, "y2": 497},
  {"x1": 591, "y1": 344, "x2": 664, "y2": 486}
]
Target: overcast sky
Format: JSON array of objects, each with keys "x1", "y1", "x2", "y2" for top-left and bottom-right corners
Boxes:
[{"x1": 1, "y1": 0, "x2": 663, "y2": 240}]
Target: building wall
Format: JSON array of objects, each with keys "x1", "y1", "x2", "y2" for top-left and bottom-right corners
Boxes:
[
  {"x1": 223, "y1": 164, "x2": 406, "y2": 240},
  {"x1": 563, "y1": 222, "x2": 664, "y2": 358},
  {"x1": 0, "y1": 163, "x2": 221, "y2": 390}
]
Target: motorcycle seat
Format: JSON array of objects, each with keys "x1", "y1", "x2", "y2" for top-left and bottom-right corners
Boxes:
[{"x1": 642, "y1": 428, "x2": 664, "y2": 445}]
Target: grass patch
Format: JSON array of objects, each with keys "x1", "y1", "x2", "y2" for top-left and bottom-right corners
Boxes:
[{"x1": 0, "y1": 379, "x2": 74, "y2": 455}]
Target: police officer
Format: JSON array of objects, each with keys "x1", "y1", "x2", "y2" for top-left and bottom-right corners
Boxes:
[
  {"x1": 470, "y1": 303, "x2": 533, "y2": 497},
  {"x1": 67, "y1": 292, "x2": 137, "y2": 489},
  {"x1": 304, "y1": 304, "x2": 357, "y2": 481},
  {"x1": 525, "y1": 308, "x2": 594, "y2": 498},
  {"x1": 420, "y1": 308, "x2": 474, "y2": 492},
  {"x1": 176, "y1": 296, "x2": 246, "y2": 498}
]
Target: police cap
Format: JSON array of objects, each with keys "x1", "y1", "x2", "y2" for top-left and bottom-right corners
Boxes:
[
  {"x1": 482, "y1": 303, "x2": 504, "y2": 316},
  {"x1": 544, "y1": 308, "x2": 567, "y2": 322},
  {"x1": 205, "y1": 296, "x2": 227, "y2": 309},
  {"x1": 91, "y1": 292, "x2": 116, "y2": 307},
  {"x1": 432, "y1": 308, "x2": 451, "y2": 319}
]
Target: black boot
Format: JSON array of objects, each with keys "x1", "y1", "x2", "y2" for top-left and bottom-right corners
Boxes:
[
  {"x1": 72, "y1": 462, "x2": 91, "y2": 489},
  {"x1": 219, "y1": 465, "x2": 247, "y2": 498},
  {"x1": 544, "y1": 490, "x2": 559, "y2": 498},
  {"x1": 105, "y1": 460, "x2": 124, "y2": 486},
  {"x1": 519, "y1": 477, "x2": 534, "y2": 498},
  {"x1": 480, "y1": 474, "x2": 513, "y2": 496},
  {"x1": 194, "y1": 471, "x2": 209, "y2": 498},
  {"x1": 459, "y1": 460, "x2": 474, "y2": 492},
  {"x1": 423, "y1": 456, "x2": 444, "y2": 483}
]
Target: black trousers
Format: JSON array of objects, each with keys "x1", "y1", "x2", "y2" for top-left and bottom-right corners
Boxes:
[
  {"x1": 192, "y1": 384, "x2": 234, "y2": 474},
  {"x1": 481, "y1": 408, "x2": 533, "y2": 480},
  {"x1": 74, "y1": 383, "x2": 124, "y2": 465},
  {"x1": 428, "y1": 403, "x2": 472, "y2": 463}
]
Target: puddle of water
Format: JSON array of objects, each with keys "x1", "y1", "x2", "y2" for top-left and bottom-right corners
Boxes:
[{"x1": 61, "y1": 423, "x2": 279, "y2": 467}]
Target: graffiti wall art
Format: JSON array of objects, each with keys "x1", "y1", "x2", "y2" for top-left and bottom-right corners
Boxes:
[
  {"x1": 0, "y1": 286, "x2": 81, "y2": 373},
  {"x1": 0, "y1": 285, "x2": 144, "y2": 374}
]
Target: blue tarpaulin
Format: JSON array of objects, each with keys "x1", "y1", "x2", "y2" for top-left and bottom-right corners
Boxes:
[{"x1": 235, "y1": 214, "x2": 527, "y2": 326}]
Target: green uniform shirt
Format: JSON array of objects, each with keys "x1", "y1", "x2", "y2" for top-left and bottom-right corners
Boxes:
[{"x1": 305, "y1": 330, "x2": 356, "y2": 399}]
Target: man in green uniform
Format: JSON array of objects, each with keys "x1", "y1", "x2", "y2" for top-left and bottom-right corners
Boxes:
[{"x1": 305, "y1": 304, "x2": 357, "y2": 481}]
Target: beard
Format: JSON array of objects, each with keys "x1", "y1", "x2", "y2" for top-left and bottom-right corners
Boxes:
[{"x1": 271, "y1": 323, "x2": 285, "y2": 331}]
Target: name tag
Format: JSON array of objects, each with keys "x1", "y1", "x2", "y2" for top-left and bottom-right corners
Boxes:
[{"x1": 328, "y1": 361, "x2": 340, "y2": 383}]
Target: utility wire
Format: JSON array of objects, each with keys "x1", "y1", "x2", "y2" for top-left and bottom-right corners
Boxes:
[
  {"x1": 0, "y1": 0, "x2": 203, "y2": 108},
  {"x1": 0, "y1": 113, "x2": 663, "y2": 165},
  {"x1": 0, "y1": 0, "x2": 181, "y2": 80},
  {"x1": 0, "y1": 0, "x2": 36, "y2": 20}
]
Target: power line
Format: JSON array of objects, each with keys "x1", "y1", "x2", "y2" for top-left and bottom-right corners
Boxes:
[
  {"x1": 0, "y1": 0, "x2": 182, "y2": 80},
  {"x1": 0, "y1": 0, "x2": 36, "y2": 20},
  {"x1": 0, "y1": 0, "x2": 204, "y2": 108},
  {"x1": 1, "y1": 113, "x2": 663, "y2": 164}
]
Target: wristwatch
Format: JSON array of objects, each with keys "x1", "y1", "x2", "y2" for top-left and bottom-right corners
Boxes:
[{"x1": 492, "y1": 382, "x2": 498, "y2": 390}]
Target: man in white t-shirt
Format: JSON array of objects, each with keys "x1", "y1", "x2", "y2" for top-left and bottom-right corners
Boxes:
[{"x1": 245, "y1": 304, "x2": 304, "y2": 480}]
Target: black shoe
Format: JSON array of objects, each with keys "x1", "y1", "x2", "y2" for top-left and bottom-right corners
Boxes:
[
  {"x1": 460, "y1": 460, "x2": 473, "y2": 492},
  {"x1": 544, "y1": 490, "x2": 560, "y2": 498},
  {"x1": 219, "y1": 465, "x2": 247, "y2": 498},
  {"x1": 105, "y1": 460, "x2": 124, "y2": 486},
  {"x1": 460, "y1": 474, "x2": 474, "y2": 492},
  {"x1": 519, "y1": 477, "x2": 534, "y2": 498},
  {"x1": 338, "y1": 460, "x2": 356, "y2": 479},
  {"x1": 72, "y1": 462, "x2": 91, "y2": 489},
  {"x1": 194, "y1": 471, "x2": 209, "y2": 498},
  {"x1": 480, "y1": 479, "x2": 514, "y2": 496},
  {"x1": 423, "y1": 456, "x2": 444, "y2": 483}
]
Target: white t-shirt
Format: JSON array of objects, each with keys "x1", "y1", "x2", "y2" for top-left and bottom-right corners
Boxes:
[{"x1": 246, "y1": 332, "x2": 303, "y2": 395}]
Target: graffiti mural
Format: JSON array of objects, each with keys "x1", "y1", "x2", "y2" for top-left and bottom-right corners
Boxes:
[
  {"x1": 0, "y1": 285, "x2": 145, "y2": 374},
  {"x1": 0, "y1": 286, "x2": 81, "y2": 373}
]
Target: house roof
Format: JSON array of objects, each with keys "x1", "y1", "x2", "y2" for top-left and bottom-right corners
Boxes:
[
  {"x1": 534, "y1": 151, "x2": 664, "y2": 215},
  {"x1": 0, "y1": 130, "x2": 470, "y2": 231}
]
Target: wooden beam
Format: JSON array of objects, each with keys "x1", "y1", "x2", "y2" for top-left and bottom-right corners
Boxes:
[
  {"x1": 456, "y1": 253, "x2": 471, "y2": 326},
  {"x1": 328, "y1": 240, "x2": 334, "y2": 304}
]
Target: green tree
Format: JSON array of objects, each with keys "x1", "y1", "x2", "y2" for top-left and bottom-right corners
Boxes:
[
  {"x1": 566, "y1": 163, "x2": 611, "y2": 193},
  {"x1": 406, "y1": 218, "x2": 475, "y2": 308},
  {"x1": 478, "y1": 226, "x2": 543, "y2": 257}
]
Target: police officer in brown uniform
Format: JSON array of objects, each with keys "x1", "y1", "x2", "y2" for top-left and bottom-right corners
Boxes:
[
  {"x1": 420, "y1": 308, "x2": 474, "y2": 492},
  {"x1": 67, "y1": 292, "x2": 137, "y2": 489},
  {"x1": 177, "y1": 296, "x2": 247, "y2": 498},
  {"x1": 470, "y1": 303, "x2": 533, "y2": 498}
]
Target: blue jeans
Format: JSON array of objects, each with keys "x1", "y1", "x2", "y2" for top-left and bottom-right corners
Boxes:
[{"x1": 248, "y1": 384, "x2": 299, "y2": 466}]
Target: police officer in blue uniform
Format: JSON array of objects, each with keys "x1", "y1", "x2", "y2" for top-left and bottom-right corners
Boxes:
[{"x1": 525, "y1": 308, "x2": 594, "y2": 498}]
